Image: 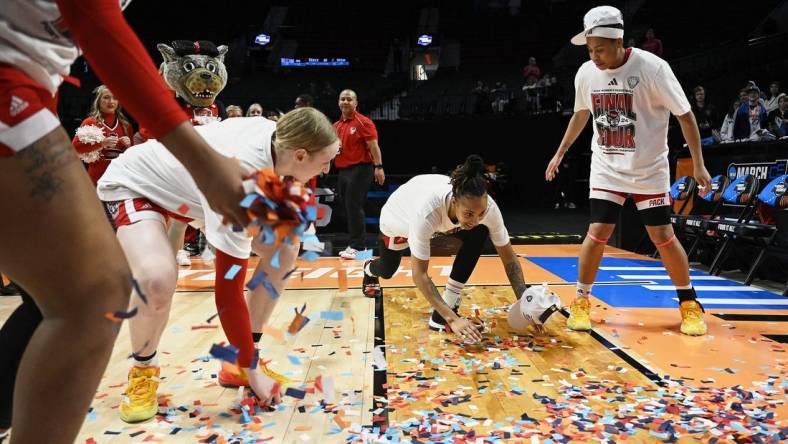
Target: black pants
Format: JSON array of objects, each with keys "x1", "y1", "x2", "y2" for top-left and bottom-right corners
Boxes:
[
  {"x1": 0, "y1": 287, "x2": 42, "y2": 429},
  {"x1": 370, "y1": 225, "x2": 489, "y2": 283},
  {"x1": 337, "y1": 163, "x2": 374, "y2": 250}
]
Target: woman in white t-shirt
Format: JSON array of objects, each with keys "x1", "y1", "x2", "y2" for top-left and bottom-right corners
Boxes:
[
  {"x1": 361, "y1": 155, "x2": 535, "y2": 343},
  {"x1": 545, "y1": 6, "x2": 712, "y2": 336},
  {"x1": 97, "y1": 108, "x2": 339, "y2": 422}
]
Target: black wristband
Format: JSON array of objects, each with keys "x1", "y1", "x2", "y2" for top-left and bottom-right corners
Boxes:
[{"x1": 374, "y1": 164, "x2": 384, "y2": 169}]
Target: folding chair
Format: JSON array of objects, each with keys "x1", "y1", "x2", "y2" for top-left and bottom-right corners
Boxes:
[
  {"x1": 707, "y1": 174, "x2": 788, "y2": 281},
  {"x1": 682, "y1": 174, "x2": 729, "y2": 260},
  {"x1": 669, "y1": 175, "x2": 698, "y2": 233},
  {"x1": 697, "y1": 174, "x2": 761, "y2": 273}
]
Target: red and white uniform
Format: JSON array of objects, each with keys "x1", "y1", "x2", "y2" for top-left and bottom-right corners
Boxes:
[
  {"x1": 573, "y1": 48, "x2": 690, "y2": 196},
  {"x1": 379, "y1": 174, "x2": 510, "y2": 261},
  {"x1": 98, "y1": 117, "x2": 275, "y2": 259},
  {"x1": 0, "y1": 0, "x2": 187, "y2": 156},
  {"x1": 71, "y1": 113, "x2": 133, "y2": 184}
]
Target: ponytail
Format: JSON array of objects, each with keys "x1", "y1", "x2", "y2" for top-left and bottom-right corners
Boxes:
[{"x1": 450, "y1": 154, "x2": 487, "y2": 199}]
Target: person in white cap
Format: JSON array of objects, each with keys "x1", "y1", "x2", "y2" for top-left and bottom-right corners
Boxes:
[{"x1": 545, "y1": 6, "x2": 712, "y2": 336}]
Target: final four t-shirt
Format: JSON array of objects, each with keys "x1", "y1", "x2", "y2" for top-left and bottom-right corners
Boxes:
[
  {"x1": 574, "y1": 48, "x2": 690, "y2": 194},
  {"x1": 379, "y1": 174, "x2": 510, "y2": 261}
]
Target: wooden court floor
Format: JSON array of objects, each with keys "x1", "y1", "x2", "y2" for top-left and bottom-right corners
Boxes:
[{"x1": 0, "y1": 245, "x2": 786, "y2": 443}]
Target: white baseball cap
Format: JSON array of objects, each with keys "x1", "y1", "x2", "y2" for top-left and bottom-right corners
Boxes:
[
  {"x1": 507, "y1": 285, "x2": 561, "y2": 331},
  {"x1": 571, "y1": 6, "x2": 624, "y2": 45}
]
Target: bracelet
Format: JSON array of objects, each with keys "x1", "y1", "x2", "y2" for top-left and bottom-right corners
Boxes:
[{"x1": 374, "y1": 164, "x2": 384, "y2": 169}]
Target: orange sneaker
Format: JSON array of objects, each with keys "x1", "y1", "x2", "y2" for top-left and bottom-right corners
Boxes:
[{"x1": 218, "y1": 361, "x2": 290, "y2": 388}]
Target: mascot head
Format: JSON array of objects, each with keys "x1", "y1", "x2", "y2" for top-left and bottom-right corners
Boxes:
[{"x1": 158, "y1": 40, "x2": 228, "y2": 108}]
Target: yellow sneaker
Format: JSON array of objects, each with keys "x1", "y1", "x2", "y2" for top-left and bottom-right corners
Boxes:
[
  {"x1": 679, "y1": 300, "x2": 707, "y2": 336},
  {"x1": 120, "y1": 366, "x2": 160, "y2": 423},
  {"x1": 567, "y1": 297, "x2": 592, "y2": 331}
]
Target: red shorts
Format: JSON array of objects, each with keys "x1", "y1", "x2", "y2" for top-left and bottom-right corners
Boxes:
[
  {"x1": 590, "y1": 188, "x2": 672, "y2": 210},
  {"x1": 380, "y1": 234, "x2": 409, "y2": 251},
  {"x1": 105, "y1": 198, "x2": 192, "y2": 228},
  {"x1": 0, "y1": 64, "x2": 61, "y2": 156}
]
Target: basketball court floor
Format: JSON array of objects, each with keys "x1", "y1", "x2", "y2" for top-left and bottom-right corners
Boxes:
[{"x1": 1, "y1": 245, "x2": 786, "y2": 443}]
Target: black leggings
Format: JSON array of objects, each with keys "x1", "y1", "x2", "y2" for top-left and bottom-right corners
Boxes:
[
  {"x1": 370, "y1": 224, "x2": 489, "y2": 283},
  {"x1": 0, "y1": 287, "x2": 42, "y2": 429}
]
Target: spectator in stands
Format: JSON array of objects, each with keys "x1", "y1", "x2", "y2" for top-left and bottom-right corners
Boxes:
[
  {"x1": 522, "y1": 56, "x2": 541, "y2": 83},
  {"x1": 691, "y1": 86, "x2": 719, "y2": 145},
  {"x1": 626, "y1": 37, "x2": 637, "y2": 48},
  {"x1": 491, "y1": 81, "x2": 511, "y2": 113},
  {"x1": 294, "y1": 94, "x2": 315, "y2": 109},
  {"x1": 522, "y1": 76, "x2": 541, "y2": 112},
  {"x1": 225, "y1": 105, "x2": 243, "y2": 118},
  {"x1": 265, "y1": 110, "x2": 282, "y2": 122},
  {"x1": 719, "y1": 99, "x2": 741, "y2": 142},
  {"x1": 765, "y1": 81, "x2": 782, "y2": 113},
  {"x1": 246, "y1": 102, "x2": 263, "y2": 117},
  {"x1": 734, "y1": 86, "x2": 768, "y2": 140},
  {"x1": 641, "y1": 28, "x2": 663, "y2": 57},
  {"x1": 767, "y1": 93, "x2": 787, "y2": 138},
  {"x1": 334, "y1": 89, "x2": 385, "y2": 259},
  {"x1": 471, "y1": 80, "x2": 492, "y2": 115}
]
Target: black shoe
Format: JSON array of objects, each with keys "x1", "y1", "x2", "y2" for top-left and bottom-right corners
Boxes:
[
  {"x1": 362, "y1": 266, "x2": 382, "y2": 298},
  {"x1": 428, "y1": 304, "x2": 460, "y2": 331},
  {"x1": 0, "y1": 282, "x2": 19, "y2": 296}
]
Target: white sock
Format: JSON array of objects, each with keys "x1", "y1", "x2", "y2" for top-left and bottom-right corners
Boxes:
[
  {"x1": 576, "y1": 282, "x2": 592, "y2": 298},
  {"x1": 443, "y1": 278, "x2": 464, "y2": 308}
]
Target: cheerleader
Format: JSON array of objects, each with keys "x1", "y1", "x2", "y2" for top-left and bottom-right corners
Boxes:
[{"x1": 71, "y1": 85, "x2": 134, "y2": 185}]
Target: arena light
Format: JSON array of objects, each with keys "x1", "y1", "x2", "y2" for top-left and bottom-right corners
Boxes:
[
  {"x1": 417, "y1": 34, "x2": 433, "y2": 46},
  {"x1": 254, "y1": 33, "x2": 271, "y2": 46}
]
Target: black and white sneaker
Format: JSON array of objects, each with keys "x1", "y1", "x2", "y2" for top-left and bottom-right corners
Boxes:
[{"x1": 362, "y1": 264, "x2": 382, "y2": 298}]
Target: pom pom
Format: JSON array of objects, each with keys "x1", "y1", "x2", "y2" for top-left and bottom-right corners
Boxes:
[
  {"x1": 243, "y1": 169, "x2": 314, "y2": 250},
  {"x1": 75, "y1": 124, "x2": 105, "y2": 145},
  {"x1": 79, "y1": 149, "x2": 102, "y2": 164},
  {"x1": 75, "y1": 124, "x2": 105, "y2": 164}
]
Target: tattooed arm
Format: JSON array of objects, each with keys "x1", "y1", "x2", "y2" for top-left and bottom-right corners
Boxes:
[
  {"x1": 411, "y1": 257, "x2": 482, "y2": 342},
  {"x1": 495, "y1": 243, "x2": 528, "y2": 298}
]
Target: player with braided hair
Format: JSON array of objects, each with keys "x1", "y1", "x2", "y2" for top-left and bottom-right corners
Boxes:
[{"x1": 360, "y1": 155, "x2": 555, "y2": 343}]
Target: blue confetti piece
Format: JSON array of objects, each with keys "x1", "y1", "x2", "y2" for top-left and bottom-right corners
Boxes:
[
  {"x1": 302, "y1": 233, "x2": 319, "y2": 244},
  {"x1": 130, "y1": 277, "x2": 148, "y2": 305},
  {"x1": 287, "y1": 354, "x2": 302, "y2": 365},
  {"x1": 249, "y1": 349, "x2": 259, "y2": 370},
  {"x1": 320, "y1": 311, "x2": 343, "y2": 321},
  {"x1": 262, "y1": 225, "x2": 275, "y2": 245},
  {"x1": 300, "y1": 251, "x2": 320, "y2": 261},
  {"x1": 306, "y1": 205, "x2": 317, "y2": 221},
  {"x1": 86, "y1": 410, "x2": 97, "y2": 422},
  {"x1": 224, "y1": 264, "x2": 243, "y2": 280},
  {"x1": 240, "y1": 194, "x2": 258, "y2": 209},
  {"x1": 270, "y1": 248, "x2": 281, "y2": 269},
  {"x1": 263, "y1": 278, "x2": 279, "y2": 299},
  {"x1": 209, "y1": 343, "x2": 239, "y2": 363},
  {"x1": 355, "y1": 249, "x2": 374, "y2": 261},
  {"x1": 285, "y1": 387, "x2": 306, "y2": 399},
  {"x1": 246, "y1": 271, "x2": 267, "y2": 290}
]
